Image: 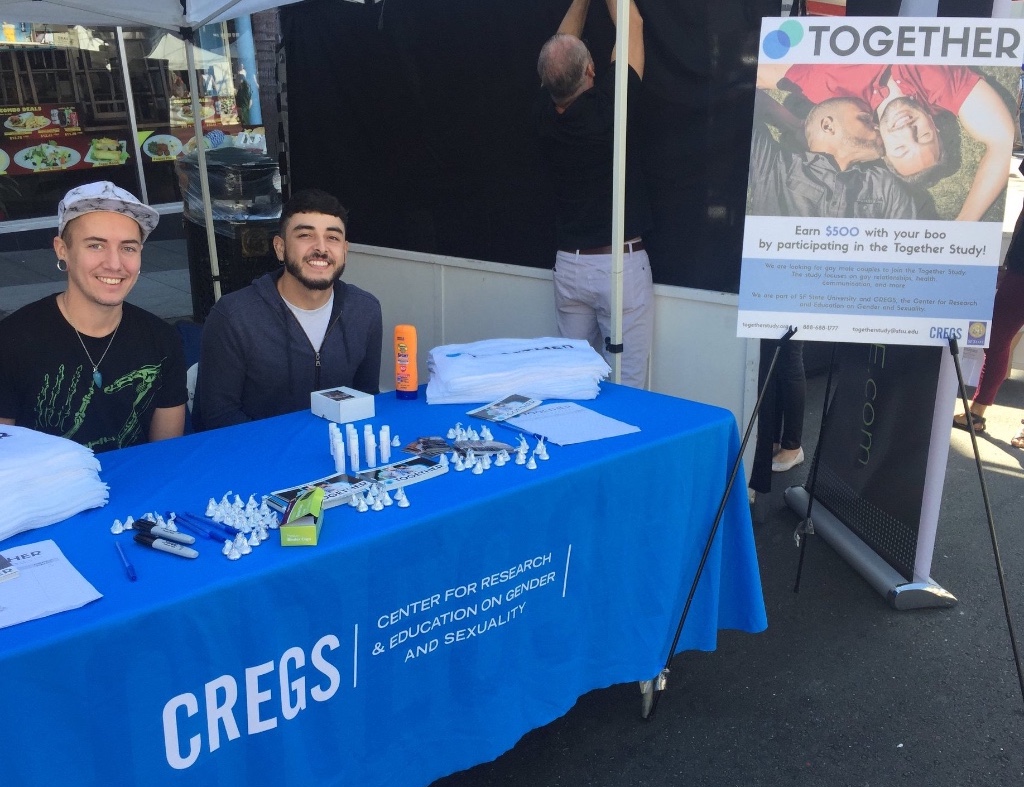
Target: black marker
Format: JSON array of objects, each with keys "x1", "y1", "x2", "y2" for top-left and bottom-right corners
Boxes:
[
  {"x1": 133, "y1": 532, "x2": 199, "y2": 559},
  {"x1": 131, "y1": 519, "x2": 195, "y2": 546}
]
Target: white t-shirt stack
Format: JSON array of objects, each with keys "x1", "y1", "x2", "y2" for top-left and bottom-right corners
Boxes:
[
  {"x1": 0, "y1": 426, "x2": 109, "y2": 542},
  {"x1": 426, "y1": 337, "x2": 611, "y2": 404}
]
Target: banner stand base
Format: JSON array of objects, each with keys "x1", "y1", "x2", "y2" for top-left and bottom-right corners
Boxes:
[{"x1": 784, "y1": 486, "x2": 957, "y2": 611}]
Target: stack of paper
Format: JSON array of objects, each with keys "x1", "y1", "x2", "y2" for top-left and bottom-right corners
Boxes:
[
  {"x1": 0, "y1": 540, "x2": 102, "y2": 629},
  {"x1": 426, "y1": 337, "x2": 611, "y2": 404},
  {"x1": 0, "y1": 426, "x2": 109, "y2": 543}
]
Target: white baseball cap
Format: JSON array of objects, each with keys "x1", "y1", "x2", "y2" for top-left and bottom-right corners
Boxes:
[{"x1": 57, "y1": 181, "x2": 160, "y2": 241}]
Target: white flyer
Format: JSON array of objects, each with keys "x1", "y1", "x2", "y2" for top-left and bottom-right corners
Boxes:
[
  {"x1": 0, "y1": 540, "x2": 102, "y2": 630},
  {"x1": 505, "y1": 402, "x2": 639, "y2": 446}
]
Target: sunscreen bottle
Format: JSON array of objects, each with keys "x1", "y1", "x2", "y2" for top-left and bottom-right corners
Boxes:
[{"x1": 394, "y1": 324, "x2": 418, "y2": 399}]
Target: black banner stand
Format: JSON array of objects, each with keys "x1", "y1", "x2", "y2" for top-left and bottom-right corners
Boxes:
[
  {"x1": 783, "y1": 491, "x2": 957, "y2": 609},
  {"x1": 639, "y1": 327, "x2": 797, "y2": 719},
  {"x1": 783, "y1": 343, "x2": 957, "y2": 610}
]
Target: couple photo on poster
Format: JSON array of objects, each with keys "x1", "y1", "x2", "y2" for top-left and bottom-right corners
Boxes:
[{"x1": 747, "y1": 62, "x2": 1019, "y2": 223}]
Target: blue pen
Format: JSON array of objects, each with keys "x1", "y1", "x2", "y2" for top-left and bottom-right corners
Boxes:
[
  {"x1": 171, "y1": 512, "x2": 223, "y2": 542},
  {"x1": 115, "y1": 541, "x2": 137, "y2": 581},
  {"x1": 178, "y1": 511, "x2": 236, "y2": 539},
  {"x1": 172, "y1": 511, "x2": 219, "y2": 535},
  {"x1": 187, "y1": 511, "x2": 238, "y2": 538}
]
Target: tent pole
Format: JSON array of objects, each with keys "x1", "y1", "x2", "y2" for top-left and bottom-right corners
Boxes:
[
  {"x1": 185, "y1": 29, "x2": 222, "y2": 303},
  {"x1": 609, "y1": 0, "x2": 629, "y2": 386},
  {"x1": 115, "y1": 27, "x2": 149, "y2": 204}
]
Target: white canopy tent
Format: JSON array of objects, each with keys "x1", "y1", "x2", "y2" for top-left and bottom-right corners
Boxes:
[
  {"x1": 68, "y1": 24, "x2": 106, "y2": 52},
  {"x1": 0, "y1": 0, "x2": 304, "y2": 301},
  {"x1": 146, "y1": 31, "x2": 228, "y2": 71},
  {"x1": 0, "y1": 0, "x2": 299, "y2": 30},
  {"x1": 1, "y1": 0, "x2": 634, "y2": 381}
]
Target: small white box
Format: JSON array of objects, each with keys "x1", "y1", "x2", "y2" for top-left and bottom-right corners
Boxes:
[{"x1": 310, "y1": 386, "x2": 375, "y2": 424}]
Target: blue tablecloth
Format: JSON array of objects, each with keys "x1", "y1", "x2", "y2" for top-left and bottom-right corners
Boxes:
[{"x1": 0, "y1": 383, "x2": 765, "y2": 786}]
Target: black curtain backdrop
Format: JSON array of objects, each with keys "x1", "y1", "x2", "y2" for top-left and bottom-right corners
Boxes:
[
  {"x1": 279, "y1": 0, "x2": 993, "y2": 293},
  {"x1": 281, "y1": 0, "x2": 778, "y2": 293},
  {"x1": 934, "y1": 0, "x2": 994, "y2": 14},
  {"x1": 847, "y1": 0, "x2": 904, "y2": 11},
  {"x1": 847, "y1": 1, "x2": 993, "y2": 14}
]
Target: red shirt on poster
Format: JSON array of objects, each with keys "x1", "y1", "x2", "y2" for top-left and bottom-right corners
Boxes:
[{"x1": 784, "y1": 64, "x2": 981, "y2": 116}]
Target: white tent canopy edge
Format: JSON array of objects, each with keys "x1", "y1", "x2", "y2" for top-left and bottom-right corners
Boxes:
[{"x1": 0, "y1": 0, "x2": 301, "y2": 31}]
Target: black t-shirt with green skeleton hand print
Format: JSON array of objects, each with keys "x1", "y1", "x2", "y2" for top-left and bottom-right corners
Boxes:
[{"x1": 0, "y1": 295, "x2": 187, "y2": 453}]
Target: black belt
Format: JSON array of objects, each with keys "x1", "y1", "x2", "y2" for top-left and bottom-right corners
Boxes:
[{"x1": 565, "y1": 240, "x2": 644, "y2": 256}]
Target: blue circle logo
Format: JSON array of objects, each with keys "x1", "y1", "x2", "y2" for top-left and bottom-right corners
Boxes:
[{"x1": 762, "y1": 20, "x2": 803, "y2": 60}]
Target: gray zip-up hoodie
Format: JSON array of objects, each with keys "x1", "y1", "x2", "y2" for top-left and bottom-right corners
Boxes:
[{"x1": 195, "y1": 269, "x2": 382, "y2": 430}]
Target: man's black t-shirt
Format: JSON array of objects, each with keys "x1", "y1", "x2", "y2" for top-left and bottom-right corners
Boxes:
[
  {"x1": 0, "y1": 295, "x2": 187, "y2": 453},
  {"x1": 537, "y1": 66, "x2": 651, "y2": 251}
]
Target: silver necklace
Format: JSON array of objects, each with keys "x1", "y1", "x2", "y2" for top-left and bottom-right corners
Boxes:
[{"x1": 63, "y1": 294, "x2": 121, "y2": 389}]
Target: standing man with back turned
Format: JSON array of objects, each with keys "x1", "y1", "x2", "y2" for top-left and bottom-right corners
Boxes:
[
  {"x1": 0, "y1": 181, "x2": 187, "y2": 452},
  {"x1": 537, "y1": 0, "x2": 653, "y2": 388}
]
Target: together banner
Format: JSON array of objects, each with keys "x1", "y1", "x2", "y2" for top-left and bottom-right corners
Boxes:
[{"x1": 738, "y1": 17, "x2": 1024, "y2": 347}]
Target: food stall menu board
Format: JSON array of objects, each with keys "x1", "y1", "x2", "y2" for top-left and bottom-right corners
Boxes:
[
  {"x1": 138, "y1": 123, "x2": 266, "y2": 163},
  {"x1": 1, "y1": 104, "x2": 128, "y2": 174},
  {"x1": 168, "y1": 96, "x2": 239, "y2": 129},
  {"x1": 3, "y1": 104, "x2": 81, "y2": 140}
]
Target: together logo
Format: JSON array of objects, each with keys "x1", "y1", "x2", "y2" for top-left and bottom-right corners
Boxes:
[
  {"x1": 762, "y1": 20, "x2": 803, "y2": 60},
  {"x1": 764, "y1": 20, "x2": 1021, "y2": 60}
]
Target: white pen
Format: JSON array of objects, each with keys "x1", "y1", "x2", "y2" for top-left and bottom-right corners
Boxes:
[
  {"x1": 364, "y1": 423, "x2": 377, "y2": 468},
  {"x1": 347, "y1": 424, "x2": 360, "y2": 472},
  {"x1": 333, "y1": 434, "x2": 346, "y2": 474}
]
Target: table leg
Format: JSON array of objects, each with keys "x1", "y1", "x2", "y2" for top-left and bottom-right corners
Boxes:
[{"x1": 639, "y1": 669, "x2": 669, "y2": 719}]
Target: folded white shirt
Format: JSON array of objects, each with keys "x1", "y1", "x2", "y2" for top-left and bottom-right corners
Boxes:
[
  {"x1": 426, "y1": 337, "x2": 610, "y2": 404},
  {"x1": 0, "y1": 426, "x2": 109, "y2": 542}
]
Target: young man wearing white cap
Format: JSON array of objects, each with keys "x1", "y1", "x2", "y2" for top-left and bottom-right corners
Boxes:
[{"x1": 0, "y1": 181, "x2": 187, "y2": 452}]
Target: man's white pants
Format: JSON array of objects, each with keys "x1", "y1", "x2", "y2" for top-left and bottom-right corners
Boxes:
[{"x1": 553, "y1": 247, "x2": 654, "y2": 388}]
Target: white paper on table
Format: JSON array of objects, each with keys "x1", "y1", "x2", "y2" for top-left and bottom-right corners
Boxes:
[
  {"x1": 0, "y1": 540, "x2": 102, "y2": 630},
  {"x1": 504, "y1": 402, "x2": 639, "y2": 446}
]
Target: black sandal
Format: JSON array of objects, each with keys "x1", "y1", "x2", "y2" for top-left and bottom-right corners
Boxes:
[{"x1": 952, "y1": 412, "x2": 986, "y2": 432}]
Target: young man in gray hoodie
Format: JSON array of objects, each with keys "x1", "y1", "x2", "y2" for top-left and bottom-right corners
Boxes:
[{"x1": 195, "y1": 189, "x2": 382, "y2": 430}]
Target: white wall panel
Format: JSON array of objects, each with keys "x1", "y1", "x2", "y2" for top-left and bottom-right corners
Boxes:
[{"x1": 345, "y1": 246, "x2": 756, "y2": 454}]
